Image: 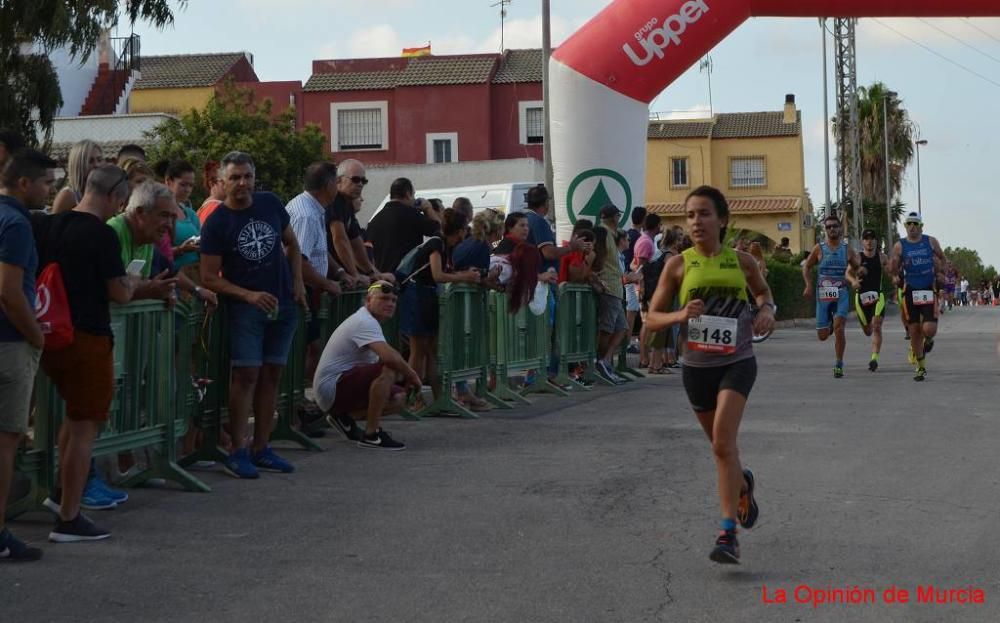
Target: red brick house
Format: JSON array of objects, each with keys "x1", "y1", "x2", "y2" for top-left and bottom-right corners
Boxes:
[{"x1": 300, "y1": 49, "x2": 544, "y2": 165}]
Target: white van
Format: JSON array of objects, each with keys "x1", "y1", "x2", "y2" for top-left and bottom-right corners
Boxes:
[{"x1": 369, "y1": 182, "x2": 541, "y2": 224}]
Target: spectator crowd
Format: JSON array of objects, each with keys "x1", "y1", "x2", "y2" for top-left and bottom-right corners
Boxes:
[{"x1": 0, "y1": 130, "x2": 691, "y2": 560}]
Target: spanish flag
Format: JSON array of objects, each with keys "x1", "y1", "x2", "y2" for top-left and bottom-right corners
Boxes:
[{"x1": 402, "y1": 43, "x2": 431, "y2": 58}]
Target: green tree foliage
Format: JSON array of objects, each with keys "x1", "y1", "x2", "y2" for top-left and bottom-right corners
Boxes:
[
  {"x1": 0, "y1": 0, "x2": 182, "y2": 144},
  {"x1": 832, "y1": 82, "x2": 915, "y2": 247},
  {"x1": 944, "y1": 247, "x2": 985, "y2": 285},
  {"x1": 145, "y1": 82, "x2": 326, "y2": 205}
]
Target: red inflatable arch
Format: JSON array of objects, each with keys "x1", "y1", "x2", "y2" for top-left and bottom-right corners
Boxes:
[{"x1": 548, "y1": 0, "x2": 1000, "y2": 242}]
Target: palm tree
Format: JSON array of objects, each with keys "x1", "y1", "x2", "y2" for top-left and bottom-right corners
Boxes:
[{"x1": 832, "y1": 82, "x2": 915, "y2": 240}]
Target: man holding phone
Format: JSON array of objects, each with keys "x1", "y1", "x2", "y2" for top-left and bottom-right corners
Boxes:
[
  {"x1": 200, "y1": 151, "x2": 306, "y2": 479},
  {"x1": 108, "y1": 181, "x2": 217, "y2": 307}
]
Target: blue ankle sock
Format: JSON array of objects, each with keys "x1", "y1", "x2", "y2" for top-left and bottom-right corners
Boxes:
[
  {"x1": 720, "y1": 518, "x2": 737, "y2": 532},
  {"x1": 835, "y1": 360, "x2": 843, "y2": 368}
]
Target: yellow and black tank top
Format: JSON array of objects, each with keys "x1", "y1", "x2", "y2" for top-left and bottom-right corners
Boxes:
[{"x1": 679, "y1": 247, "x2": 754, "y2": 367}]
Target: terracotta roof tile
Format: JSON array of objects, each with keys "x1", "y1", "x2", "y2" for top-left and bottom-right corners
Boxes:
[
  {"x1": 395, "y1": 55, "x2": 497, "y2": 86},
  {"x1": 712, "y1": 111, "x2": 801, "y2": 138},
  {"x1": 647, "y1": 120, "x2": 713, "y2": 139},
  {"x1": 303, "y1": 71, "x2": 400, "y2": 92},
  {"x1": 134, "y1": 52, "x2": 251, "y2": 89},
  {"x1": 304, "y1": 54, "x2": 504, "y2": 92},
  {"x1": 647, "y1": 111, "x2": 801, "y2": 140},
  {"x1": 648, "y1": 197, "x2": 802, "y2": 215},
  {"x1": 492, "y1": 49, "x2": 543, "y2": 84}
]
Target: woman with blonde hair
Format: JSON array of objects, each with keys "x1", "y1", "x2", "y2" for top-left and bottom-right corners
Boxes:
[{"x1": 52, "y1": 140, "x2": 103, "y2": 213}]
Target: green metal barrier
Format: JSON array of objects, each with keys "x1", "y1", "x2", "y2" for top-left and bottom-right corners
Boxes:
[
  {"x1": 9, "y1": 301, "x2": 208, "y2": 517},
  {"x1": 272, "y1": 306, "x2": 321, "y2": 450},
  {"x1": 553, "y1": 284, "x2": 609, "y2": 388},
  {"x1": 615, "y1": 340, "x2": 643, "y2": 380},
  {"x1": 412, "y1": 283, "x2": 490, "y2": 419},
  {"x1": 178, "y1": 300, "x2": 320, "y2": 470},
  {"x1": 487, "y1": 290, "x2": 566, "y2": 405}
]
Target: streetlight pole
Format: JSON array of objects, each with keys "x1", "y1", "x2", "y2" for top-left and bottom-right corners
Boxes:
[
  {"x1": 883, "y1": 90, "x2": 897, "y2": 254},
  {"x1": 821, "y1": 18, "x2": 832, "y2": 217},
  {"x1": 915, "y1": 139, "x2": 928, "y2": 216},
  {"x1": 542, "y1": 0, "x2": 554, "y2": 207}
]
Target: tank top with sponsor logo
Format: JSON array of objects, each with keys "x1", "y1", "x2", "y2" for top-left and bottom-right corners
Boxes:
[{"x1": 679, "y1": 247, "x2": 753, "y2": 368}]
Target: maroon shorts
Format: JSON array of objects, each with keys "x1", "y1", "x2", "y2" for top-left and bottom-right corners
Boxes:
[
  {"x1": 331, "y1": 363, "x2": 403, "y2": 414},
  {"x1": 41, "y1": 331, "x2": 114, "y2": 422}
]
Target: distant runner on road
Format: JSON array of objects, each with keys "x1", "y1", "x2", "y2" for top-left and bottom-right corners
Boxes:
[
  {"x1": 846, "y1": 229, "x2": 889, "y2": 371},
  {"x1": 802, "y1": 213, "x2": 862, "y2": 378},
  {"x1": 891, "y1": 212, "x2": 945, "y2": 381}
]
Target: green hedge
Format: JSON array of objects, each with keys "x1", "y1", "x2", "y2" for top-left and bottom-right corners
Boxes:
[{"x1": 765, "y1": 259, "x2": 815, "y2": 320}]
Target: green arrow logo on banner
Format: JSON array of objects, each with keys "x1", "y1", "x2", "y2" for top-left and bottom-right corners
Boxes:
[{"x1": 566, "y1": 168, "x2": 632, "y2": 228}]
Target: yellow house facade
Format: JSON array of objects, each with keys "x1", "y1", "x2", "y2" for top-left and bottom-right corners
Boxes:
[
  {"x1": 130, "y1": 87, "x2": 216, "y2": 115},
  {"x1": 645, "y1": 95, "x2": 815, "y2": 254},
  {"x1": 128, "y1": 52, "x2": 257, "y2": 115}
]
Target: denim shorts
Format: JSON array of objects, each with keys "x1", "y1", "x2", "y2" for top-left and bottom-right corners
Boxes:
[{"x1": 228, "y1": 300, "x2": 298, "y2": 367}]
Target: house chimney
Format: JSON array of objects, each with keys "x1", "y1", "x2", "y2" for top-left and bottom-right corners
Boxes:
[{"x1": 783, "y1": 93, "x2": 796, "y2": 124}]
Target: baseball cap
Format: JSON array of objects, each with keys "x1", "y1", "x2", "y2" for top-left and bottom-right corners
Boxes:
[
  {"x1": 861, "y1": 229, "x2": 876, "y2": 239},
  {"x1": 903, "y1": 212, "x2": 922, "y2": 225},
  {"x1": 599, "y1": 204, "x2": 623, "y2": 220}
]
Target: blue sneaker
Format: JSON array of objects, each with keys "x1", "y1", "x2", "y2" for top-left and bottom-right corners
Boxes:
[
  {"x1": 88, "y1": 473, "x2": 128, "y2": 505},
  {"x1": 251, "y1": 445, "x2": 295, "y2": 474},
  {"x1": 81, "y1": 477, "x2": 117, "y2": 510},
  {"x1": 223, "y1": 448, "x2": 260, "y2": 479},
  {"x1": 709, "y1": 530, "x2": 740, "y2": 565}
]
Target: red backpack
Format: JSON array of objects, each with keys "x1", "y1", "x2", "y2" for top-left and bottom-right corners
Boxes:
[{"x1": 31, "y1": 212, "x2": 75, "y2": 351}]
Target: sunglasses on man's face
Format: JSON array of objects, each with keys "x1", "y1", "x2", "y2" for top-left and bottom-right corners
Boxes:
[
  {"x1": 905, "y1": 222, "x2": 921, "y2": 226},
  {"x1": 825, "y1": 224, "x2": 840, "y2": 229},
  {"x1": 350, "y1": 176, "x2": 369, "y2": 186}
]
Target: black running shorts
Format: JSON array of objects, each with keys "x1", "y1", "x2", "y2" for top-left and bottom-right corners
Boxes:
[
  {"x1": 681, "y1": 357, "x2": 758, "y2": 413},
  {"x1": 903, "y1": 288, "x2": 939, "y2": 325}
]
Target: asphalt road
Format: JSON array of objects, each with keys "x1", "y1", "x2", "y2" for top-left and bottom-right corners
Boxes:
[{"x1": 4, "y1": 305, "x2": 1000, "y2": 622}]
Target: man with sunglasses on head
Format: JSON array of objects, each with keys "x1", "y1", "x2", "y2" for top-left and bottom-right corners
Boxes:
[
  {"x1": 890, "y1": 212, "x2": 945, "y2": 381},
  {"x1": 326, "y1": 159, "x2": 393, "y2": 289},
  {"x1": 846, "y1": 229, "x2": 889, "y2": 371},
  {"x1": 314, "y1": 281, "x2": 420, "y2": 450},
  {"x1": 802, "y1": 213, "x2": 861, "y2": 378}
]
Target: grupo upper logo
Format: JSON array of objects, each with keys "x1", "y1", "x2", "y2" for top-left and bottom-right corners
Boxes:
[
  {"x1": 623, "y1": 0, "x2": 710, "y2": 67},
  {"x1": 566, "y1": 168, "x2": 632, "y2": 228},
  {"x1": 35, "y1": 284, "x2": 51, "y2": 318}
]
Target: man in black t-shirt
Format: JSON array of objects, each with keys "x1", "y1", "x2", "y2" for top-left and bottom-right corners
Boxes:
[
  {"x1": 39, "y1": 164, "x2": 138, "y2": 543},
  {"x1": 366, "y1": 177, "x2": 442, "y2": 275},
  {"x1": 327, "y1": 159, "x2": 394, "y2": 288}
]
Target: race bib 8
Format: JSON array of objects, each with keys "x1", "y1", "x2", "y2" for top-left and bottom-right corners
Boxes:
[
  {"x1": 912, "y1": 290, "x2": 935, "y2": 306},
  {"x1": 860, "y1": 291, "x2": 879, "y2": 306},
  {"x1": 687, "y1": 315, "x2": 738, "y2": 354},
  {"x1": 819, "y1": 286, "x2": 840, "y2": 302}
]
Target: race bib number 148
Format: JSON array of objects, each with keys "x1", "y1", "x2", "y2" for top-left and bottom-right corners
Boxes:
[{"x1": 688, "y1": 315, "x2": 738, "y2": 354}]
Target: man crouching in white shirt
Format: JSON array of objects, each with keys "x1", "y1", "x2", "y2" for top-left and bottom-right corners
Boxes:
[{"x1": 313, "y1": 281, "x2": 421, "y2": 450}]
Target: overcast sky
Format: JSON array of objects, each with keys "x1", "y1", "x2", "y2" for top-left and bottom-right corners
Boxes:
[{"x1": 126, "y1": 3, "x2": 1000, "y2": 265}]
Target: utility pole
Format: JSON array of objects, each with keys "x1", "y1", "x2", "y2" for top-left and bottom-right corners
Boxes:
[
  {"x1": 491, "y1": 0, "x2": 512, "y2": 53},
  {"x1": 699, "y1": 56, "x2": 714, "y2": 116},
  {"x1": 542, "y1": 0, "x2": 553, "y2": 202},
  {"x1": 882, "y1": 90, "x2": 897, "y2": 253},
  {"x1": 833, "y1": 18, "x2": 862, "y2": 246},
  {"x1": 820, "y1": 18, "x2": 832, "y2": 216},
  {"x1": 915, "y1": 139, "x2": 928, "y2": 216}
]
